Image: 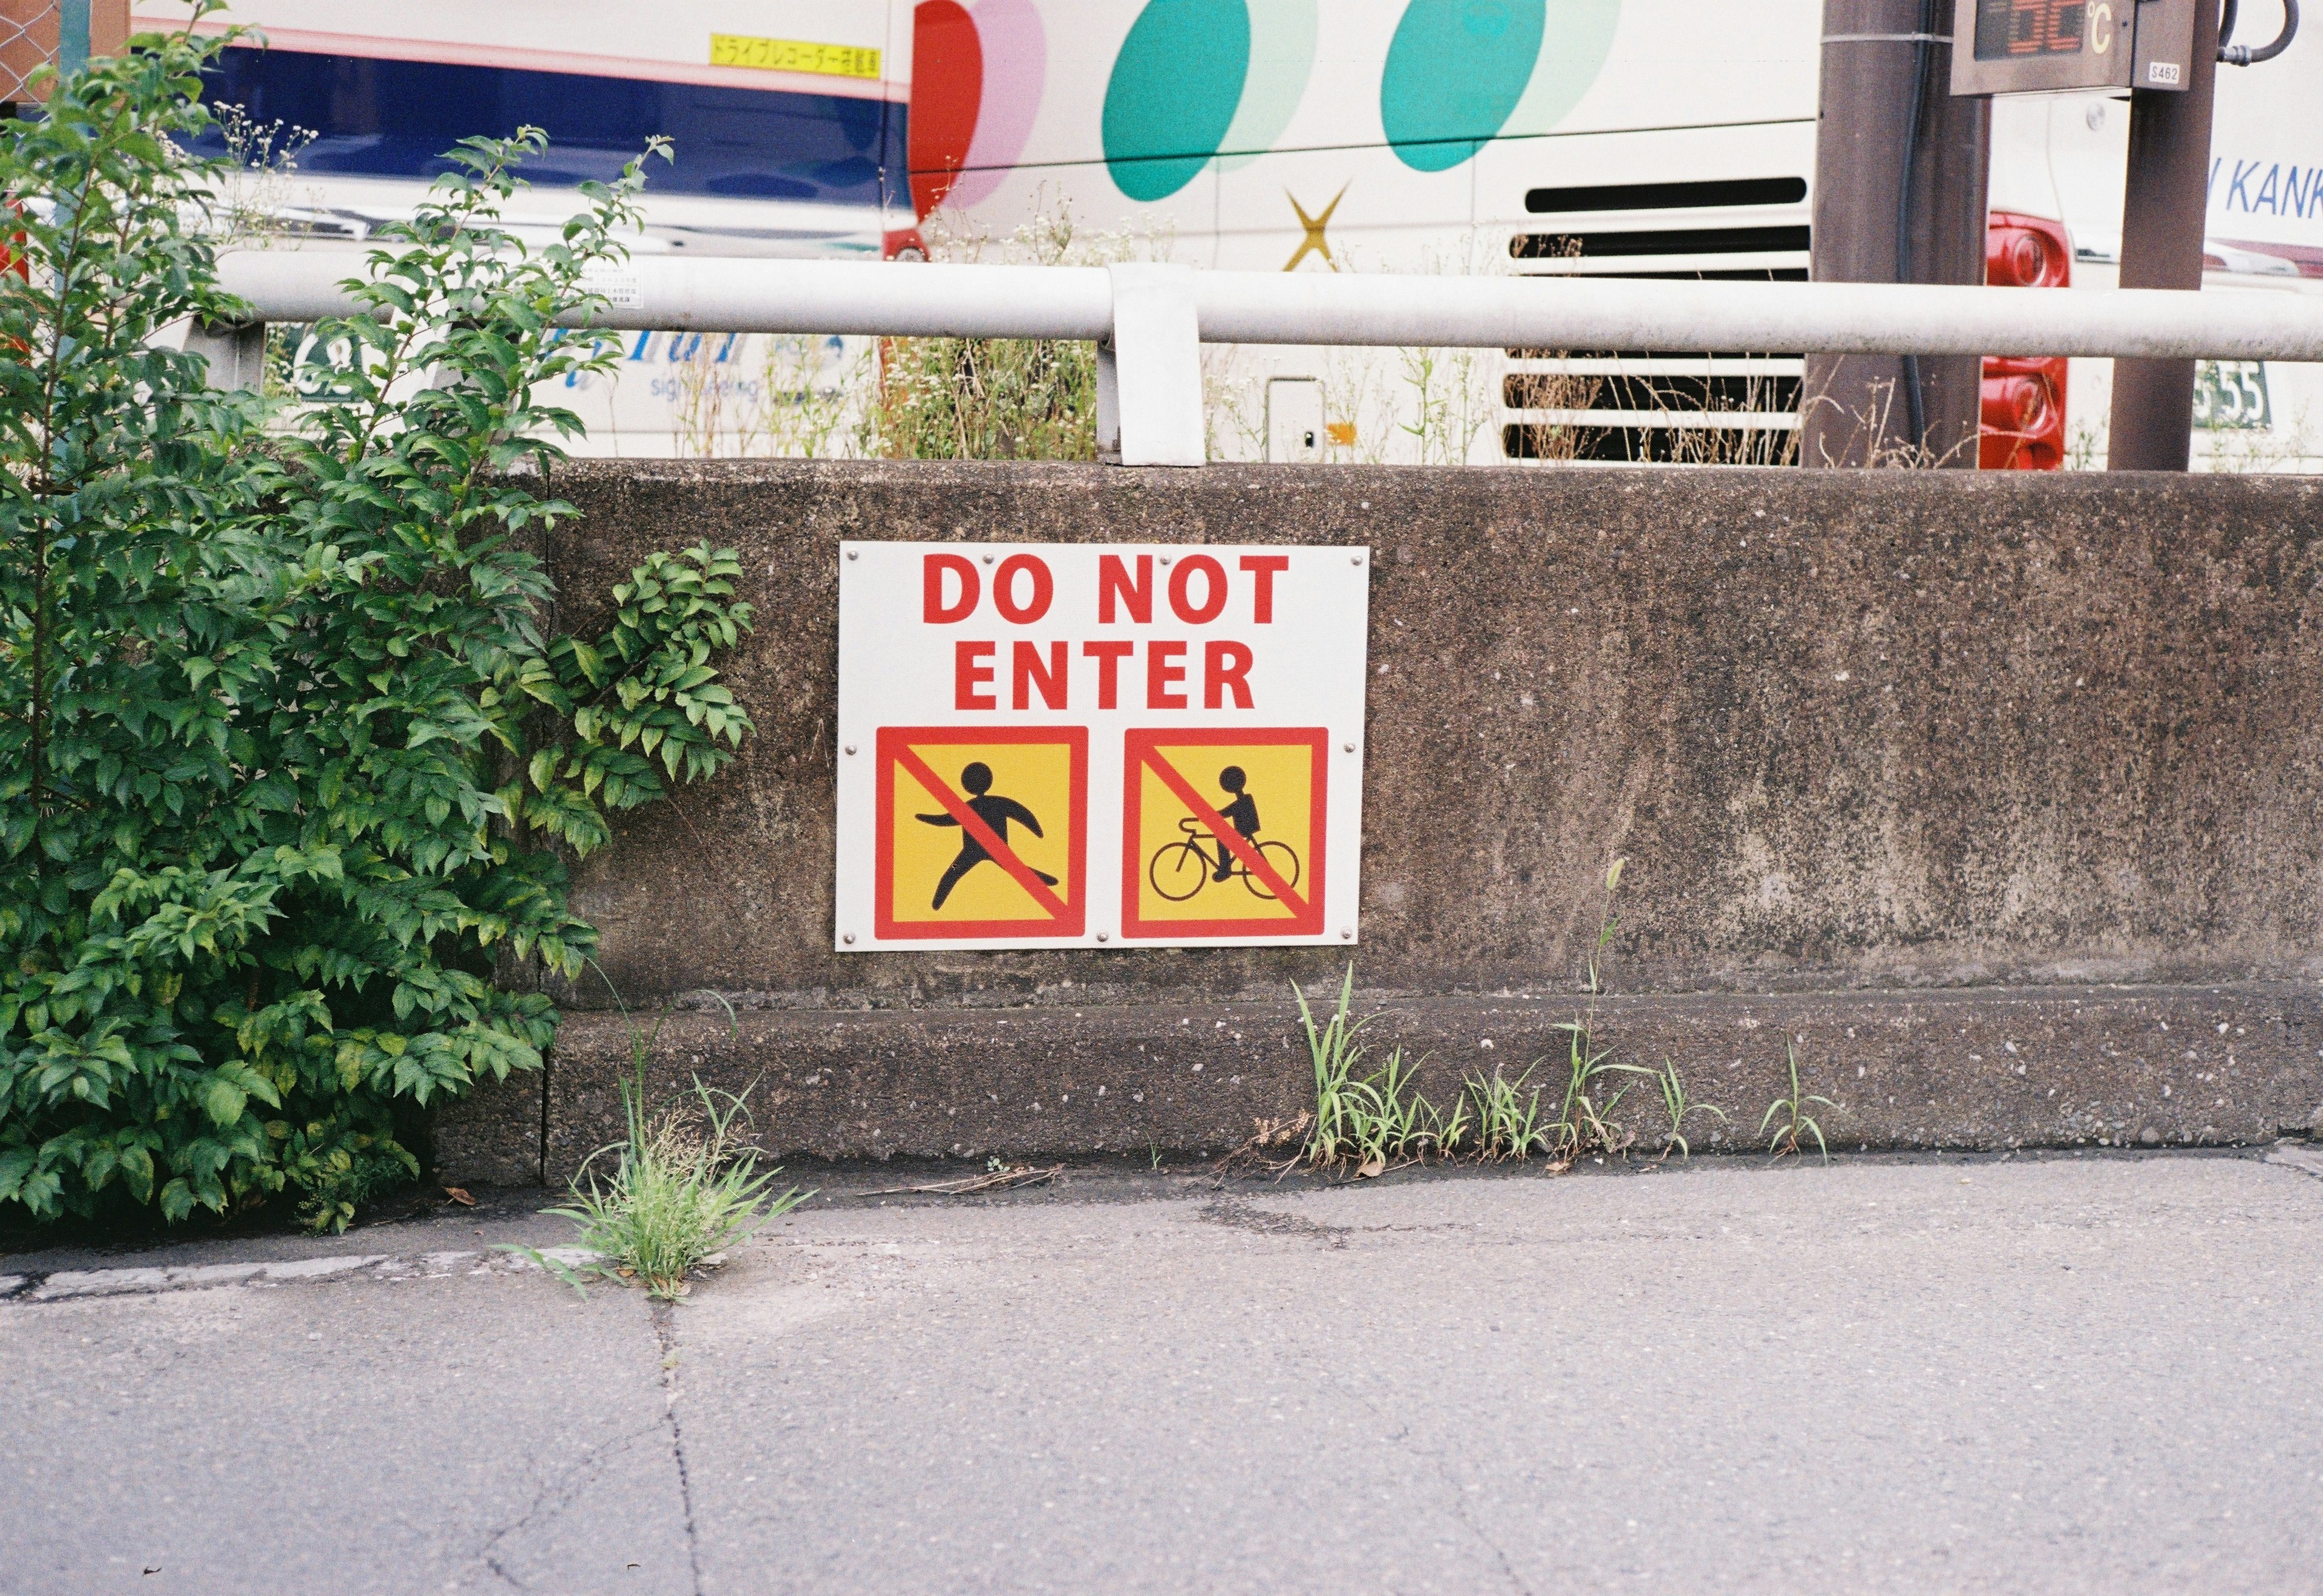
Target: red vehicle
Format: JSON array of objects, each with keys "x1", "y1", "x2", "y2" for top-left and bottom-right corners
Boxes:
[{"x1": 1981, "y1": 212, "x2": 2073, "y2": 470}]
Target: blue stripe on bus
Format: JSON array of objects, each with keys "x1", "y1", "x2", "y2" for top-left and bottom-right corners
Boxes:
[{"x1": 187, "y1": 45, "x2": 907, "y2": 209}]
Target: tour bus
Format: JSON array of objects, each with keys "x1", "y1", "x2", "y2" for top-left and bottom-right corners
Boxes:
[{"x1": 161, "y1": 0, "x2": 2321, "y2": 467}]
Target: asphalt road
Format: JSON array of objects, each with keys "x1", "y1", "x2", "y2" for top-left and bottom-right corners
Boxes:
[{"x1": 5, "y1": 1148, "x2": 2322, "y2": 1595}]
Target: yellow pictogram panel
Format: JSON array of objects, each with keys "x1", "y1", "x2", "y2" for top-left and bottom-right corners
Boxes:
[
  {"x1": 1123, "y1": 729, "x2": 1327, "y2": 938},
  {"x1": 876, "y1": 728, "x2": 1087, "y2": 940}
]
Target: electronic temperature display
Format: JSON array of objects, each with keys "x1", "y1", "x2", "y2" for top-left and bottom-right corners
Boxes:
[
  {"x1": 1973, "y1": 0, "x2": 2086, "y2": 58},
  {"x1": 1950, "y1": 0, "x2": 2194, "y2": 92}
]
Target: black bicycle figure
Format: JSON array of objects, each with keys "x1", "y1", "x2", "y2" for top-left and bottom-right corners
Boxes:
[
  {"x1": 917, "y1": 761, "x2": 1057, "y2": 910},
  {"x1": 1146, "y1": 765, "x2": 1301, "y2": 903}
]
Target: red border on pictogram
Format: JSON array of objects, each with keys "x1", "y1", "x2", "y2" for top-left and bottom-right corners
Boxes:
[
  {"x1": 1121, "y1": 727, "x2": 1328, "y2": 940},
  {"x1": 874, "y1": 726, "x2": 1088, "y2": 941}
]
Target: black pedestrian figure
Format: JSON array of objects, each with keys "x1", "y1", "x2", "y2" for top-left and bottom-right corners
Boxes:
[
  {"x1": 1212, "y1": 764, "x2": 1261, "y2": 881},
  {"x1": 918, "y1": 761, "x2": 1057, "y2": 910}
]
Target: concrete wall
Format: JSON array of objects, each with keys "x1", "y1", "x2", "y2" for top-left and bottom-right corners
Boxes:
[{"x1": 434, "y1": 460, "x2": 2323, "y2": 1182}]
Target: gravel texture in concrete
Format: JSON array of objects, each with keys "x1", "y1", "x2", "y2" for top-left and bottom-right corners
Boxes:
[{"x1": 6, "y1": 1149, "x2": 2321, "y2": 1594}]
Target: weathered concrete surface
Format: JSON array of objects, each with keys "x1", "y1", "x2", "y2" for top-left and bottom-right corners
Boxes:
[
  {"x1": 10, "y1": 1153, "x2": 2323, "y2": 1594},
  {"x1": 0, "y1": 1252, "x2": 693, "y2": 1594},
  {"x1": 440, "y1": 461, "x2": 2323, "y2": 1181},
  {"x1": 540, "y1": 460, "x2": 2323, "y2": 1001},
  {"x1": 514, "y1": 983, "x2": 2323, "y2": 1178}
]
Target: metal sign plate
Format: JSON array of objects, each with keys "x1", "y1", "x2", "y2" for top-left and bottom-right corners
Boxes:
[{"x1": 835, "y1": 542, "x2": 1371, "y2": 950}]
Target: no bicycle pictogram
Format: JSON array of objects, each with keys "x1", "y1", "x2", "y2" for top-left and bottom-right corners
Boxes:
[
  {"x1": 875, "y1": 727, "x2": 1088, "y2": 940},
  {"x1": 1122, "y1": 728, "x2": 1327, "y2": 939}
]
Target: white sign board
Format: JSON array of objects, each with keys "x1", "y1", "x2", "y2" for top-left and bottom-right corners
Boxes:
[{"x1": 835, "y1": 541, "x2": 1371, "y2": 950}]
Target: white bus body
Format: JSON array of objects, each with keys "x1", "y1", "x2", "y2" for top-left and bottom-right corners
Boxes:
[{"x1": 171, "y1": 0, "x2": 2320, "y2": 466}]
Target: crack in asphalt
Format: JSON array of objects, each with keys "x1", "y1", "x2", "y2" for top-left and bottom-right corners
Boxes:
[
  {"x1": 1194, "y1": 1196, "x2": 1473, "y2": 1249},
  {"x1": 475, "y1": 1415, "x2": 669, "y2": 1591},
  {"x1": 2267, "y1": 1144, "x2": 2323, "y2": 1182},
  {"x1": 652, "y1": 1300, "x2": 708, "y2": 1596}
]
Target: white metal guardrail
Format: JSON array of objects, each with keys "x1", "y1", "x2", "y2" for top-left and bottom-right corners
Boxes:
[{"x1": 210, "y1": 252, "x2": 2323, "y2": 467}]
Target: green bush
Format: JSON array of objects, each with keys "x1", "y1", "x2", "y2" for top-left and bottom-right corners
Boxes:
[{"x1": 0, "y1": 27, "x2": 750, "y2": 1231}]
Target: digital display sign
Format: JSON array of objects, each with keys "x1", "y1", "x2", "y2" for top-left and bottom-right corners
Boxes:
[
  {"x1": 1950, "y1": 0, "x2": 2192, "y2": 93},
  {"x1": 1973, "y1": 0, "x2": 2086, "y2": 59}
]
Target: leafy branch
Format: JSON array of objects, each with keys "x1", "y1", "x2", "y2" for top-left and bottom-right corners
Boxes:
[{"x1": 0, "y1": 30, "x2": 747, "y2": 1232}]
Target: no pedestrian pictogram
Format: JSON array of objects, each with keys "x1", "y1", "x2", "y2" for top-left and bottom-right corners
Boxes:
[
  {"x1": 1122, "y1": 728, "x2": 1327, "y2": 939},
  {"x1": 875, "y1": 726, "x2": 1088, "y2": 940}
]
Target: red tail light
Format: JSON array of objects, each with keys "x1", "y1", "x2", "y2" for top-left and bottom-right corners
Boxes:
[{"x1": 1981, "y1": 211, "x2": 2071, "y2": 470}]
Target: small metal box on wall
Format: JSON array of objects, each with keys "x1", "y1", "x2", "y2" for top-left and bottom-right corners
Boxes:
[
  {"x1": 1949, "y1": 0, "x2": 2199, "y2": 94},
  {"x1": 1265, "y1": 378, "x2": 1325, "y2": 464}
]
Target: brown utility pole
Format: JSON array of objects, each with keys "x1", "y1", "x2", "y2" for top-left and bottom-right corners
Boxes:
[
  {"x1": 1804, "y1": 0, "x2": 1992, "y2": 467},
  {"x1": 2107, "y1": 0, "x2": 2223, "y2": 470}
]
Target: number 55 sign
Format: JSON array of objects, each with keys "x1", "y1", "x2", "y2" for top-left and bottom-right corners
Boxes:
[{"x1": 835, "y1": 542, "x2": 1372, "y2": 950}]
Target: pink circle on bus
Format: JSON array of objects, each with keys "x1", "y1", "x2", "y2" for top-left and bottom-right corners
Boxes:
[{"x1": 950, "y1": 0, "x2": 1047, "y2": 209}]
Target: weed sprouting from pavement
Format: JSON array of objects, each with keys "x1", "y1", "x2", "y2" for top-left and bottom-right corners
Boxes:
[
  {"x1": 1653, "y1": 1061, "x2": 1729, "y2": 1159},
  {"x1": 1547, "y1": 1020, "x2": 1648, "y2": 1159},
  {"x1": 1287, "y1": 943, "x2": 1760, "y2": 1179},
  {"x1": 1543, "y1": 856, "x2": 1654, "y2": 1159},
  {"x1": 1298, "y1": 966, "x2": 1380, "y2": 1168},
  {"x1": 541, "y1": 1063, "x2": 804, "y2": 1299},
  {"x1": 1465, "y1": 1064, "x2": 1554, "y2": 1161},
  {"x1": 1760, "y1": 1043, "x2": 1837, "y2": 1164},
  {"x1": 1347, "y1": 1047, "x2": 1464, "y2": 1173},
  {"x1": 509, "y1": 994, "x2": 805, "y2": 1300},
  {"x1": 1296, "y1": 971, "x2": 1469, "y2": 1174}
]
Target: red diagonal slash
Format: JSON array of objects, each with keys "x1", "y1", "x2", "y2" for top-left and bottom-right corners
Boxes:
[
  {"x1": 890, "y1": 743, "x2": 1073, "y2": 922},
  {"x1": 1138, "y1": 747, "x2": 1311, "y2": 918}
]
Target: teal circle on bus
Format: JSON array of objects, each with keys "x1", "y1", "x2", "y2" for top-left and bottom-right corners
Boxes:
[
  {"x1": 1380, "y1": 0, "x2": 1549, "y2": 172},
  {"x1": 1103, "y1": 0, "x2": 1253, "y2": 201}
]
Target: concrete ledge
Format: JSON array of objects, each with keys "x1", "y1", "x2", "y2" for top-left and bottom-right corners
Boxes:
[
  {"x1": 444, "y1": 983, "x2": 2323, "y2": 1184},
  {"x1": 431, "y1": 1072, "x2": 544, "y2": 1188}
]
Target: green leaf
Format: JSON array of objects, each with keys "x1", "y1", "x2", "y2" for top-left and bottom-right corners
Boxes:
[{"x1": 200, "y1": 1077, "x2": 250, "y2": 1127}]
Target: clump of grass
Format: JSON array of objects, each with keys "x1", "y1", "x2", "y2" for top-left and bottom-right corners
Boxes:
[
  {"x1": 1345, "y1": 1045, "x2": 1466, "y2": 1173},
  {"x1": 555, "y1": 1066, "x2": 805, "y2": 1298},
  {"x1": 1287, "y1": 953, "x2": 1740, "y2": 1179},
  {"x1": 1652, "y1": 1060, "x2": 1728, "y2": 1159},
  {"x1": 1295, "y1": 971, "x2": 1464, "y2": 1174},
  {"x1": 1465, "y1": 1063, "x2": 1554, "y2": 1161},
  {"x1": 1297, "y1": 965, "x2": 1379, "y2": 1169},
  {"x1": 1547, "y1": 1020, "x2": 1648, "y2": 1159},
  {"x1": 512, "y1": 1031, "x2": 807, "y2": 1300},
  {"x1": 1760, "y1": 1043, "x2": 1837, "y2": 1164}
]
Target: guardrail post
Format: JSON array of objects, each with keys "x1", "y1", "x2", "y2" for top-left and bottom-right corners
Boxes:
[
  {"x1": 1099, "y1": 264, "x2": 1204, "y2": 467},
  {"x1": 186, "y1": 320, "x2": 267, "y2": 392}
]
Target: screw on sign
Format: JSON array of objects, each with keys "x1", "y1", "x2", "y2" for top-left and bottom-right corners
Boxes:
[{"x1": 873, "y1": 727, "x2": 1088, "y2": 940}]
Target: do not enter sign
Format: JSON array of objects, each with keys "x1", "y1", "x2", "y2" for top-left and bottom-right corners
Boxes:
[{"x1": 836, "y1": 542, "x2": 1370, "y2": 949}]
